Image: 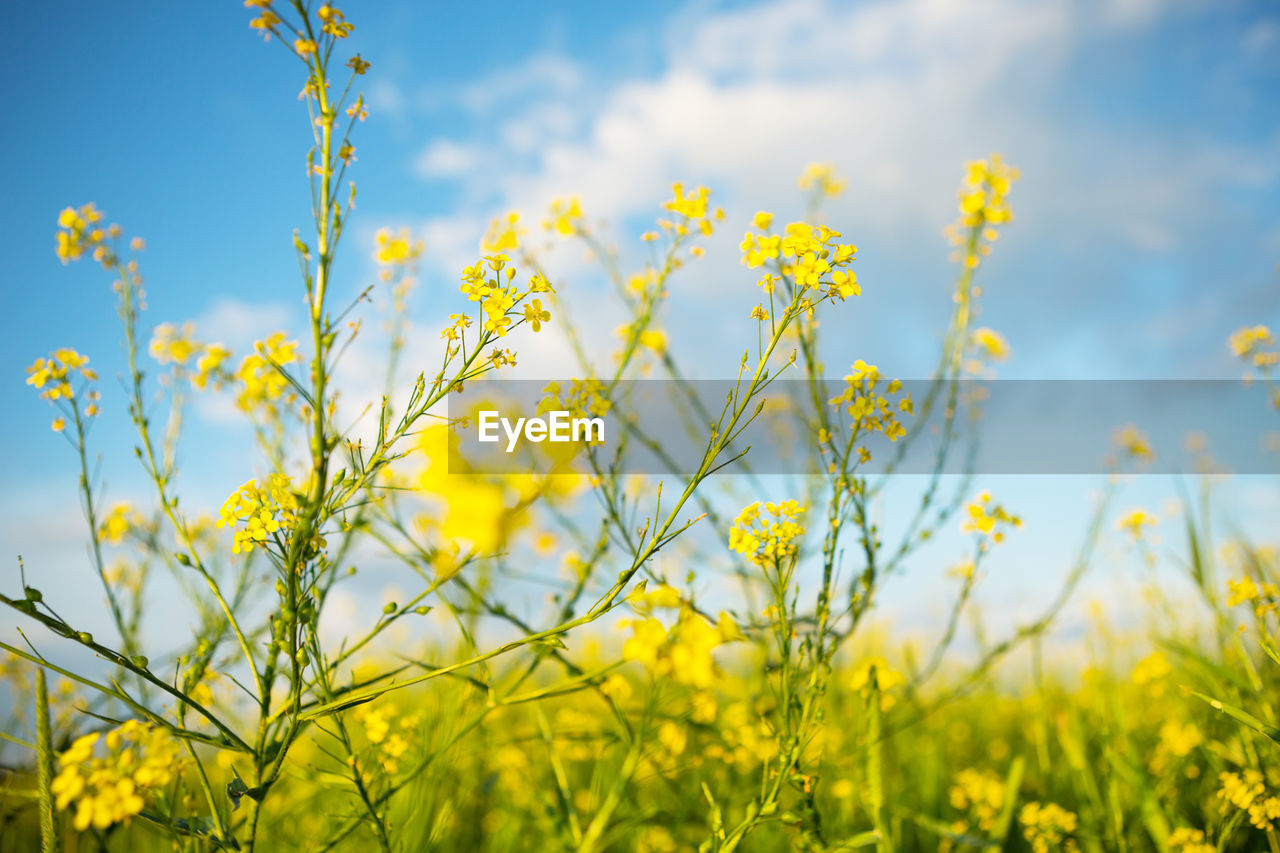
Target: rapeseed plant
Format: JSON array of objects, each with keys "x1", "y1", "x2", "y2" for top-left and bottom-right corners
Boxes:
[{"x1": 3, "y1": 4, "x2": 1279, "y2": 853}]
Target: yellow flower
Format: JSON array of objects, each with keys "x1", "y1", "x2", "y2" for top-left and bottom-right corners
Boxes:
[
  {"x1": 950, "y1": 768, "x2": 1005, "y2": 832},
  {"x1": 1019, "y1": 802, "x2": 1078, "y2": 853},
  {"x1": 100, "y1": 503, "x2": 139, "y2": 545},
  {"x1": 797, "y1": 162, "x2": 846, "y2": 199},
  {"x1": 728, "y1": 500, "x2": 806, "y2": 566},
  {"x1": 50, "y1": 721, "x2": 184, "y2": 832},
  {"x1": 1227, "y1": 575, "x2": 1259, "y2": 607},
  {"x1": 149, "y1": 322, "x2": 200, "y2": 366},
  {"x1": 373, "y1": 227, "x2": 422, "y2": 265},
  {"x1": 193, "y1": 343, "x2": 231, "y2": 390},
  {"x1": 26, "y1": 349, "x2": 95, "y2": 402},
  {"x1": 544, "y1": 196, "x2": 583, "y2": 236},
  {"x1": 970, "y1": 327, "x2": 1009, "y2": 362},
  {"x1": 235, "y1": 332, "x2": 300, "y2": 413},
  {"x1": 1113, "y1": 424, "x2": 1153, "y2": 461},
  {"x1": 523, "y1": 299, "x2": 550, "y2": 332},
  {"x1": 1167, "y1": 828, "x2": 1214, "y2": 853},
  {"x1": 961, "y1": 490, "x2": 1022, "y2": 544},
  {"x1": 621, "y1": 607, "x2": 734, "y2": 688},
  {"x1": 849, "y1": 657, "x2": 906, "y2": 710},
  {"x1": 216, "y1": 473, "x2": 300, "y2": 555},
  {"x1": 482, "y1": 212, "x2": 522, "y2": 253},
  {"x1": 1116, "y1": 508, "x2": 1158, "y2": 540}
]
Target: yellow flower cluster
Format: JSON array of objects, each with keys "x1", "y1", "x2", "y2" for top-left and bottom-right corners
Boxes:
[
  {"x1": 613, "y1": 322, "x2": 668, "y2": 356},
  {"x1": 235, "y1": 332, "x2": 300, "y2": 413},
  {"x1": 1226, "y1": 574, "x2": 1278, "y2": 619},
  {"x1": 217, "y1": 473, "x2": 299, "y2": 555},
  {"x1": 458, "y1": 254, "x2": 554, "y2": 338},
  {"x1": 146, "y1": 323, "x2": 232, "y2": 390},
  {"x1": 1019, "y1": 801, "x2": 1078, "y2": 853},
  {"x1": 741, "y1": 218, "x2": 860, "y2": 302},
  {"x1": 961, "y1": 490, "x2": 1022, "y2": 545},
  {"x1": 848, "y1": 657, "x2": 906, "y2": 710},
  {"x1": 100, "y1": 502, "x2": 143, "y2": 545},
  {"x1": 373, "y1": 226, "x2": 422, "y2": 267},
  {"x1": 967, "y1": 326, "x2": 1008, "y2": 363},
  {"x1": 622, "y1": 608, "x2": 739, "y2": 688},
  {"x1": 958, "y1": 156, "x2": 1018, "y2": 225},
  {"x1": 50, "y1": 720, "x2": 184, "y2": 832},
  {"x1": 148, "y1": 322, "x2": 197, "y2": 365},
  {"x1": 539, "y1": 378, "x2": 611, "y2": 423},
  {"x1": 944, "y1": 154, "x2": 1019, "y2": 269},
  {"x1": 629, "y1": 582, "x2": 683, "y2": 613},
  {"x1": 354, "y1": 704, "x2": 420, "y2": 774},
  {"x1": 1218, "y1": 770, "x2": 1280, "y2": 831},
  {"x1": 797, "y1": 162, "x2": 846, "y2": 199},
  {"x1": 1167, "y1": 828, "x2": 1214, "y2": 853},
  {"x1": 655, "y1": 182, "x2": 722, "y2": 240},
  {"x1": 1113, "y1": 424, "x2": 1154, "y2": 462},
  {"x1": 949, "y1": 767, "x2": 1005, "y2": 833},
  {"x1": 55, "y1": 203, "x2": 122, "y2": 265},
  {"x1": 481, "y1": 212, "x2": 522, "y2": 253},
  {"x1": 544, "y1": 196, "x2": 583, "y2": 236},
  {"x1": 26, "y1": 348, "x2": 97, "y2": 402},
  {"x1": 828, "y1": 364, "x2": 913, "y2": 448},
  {"x1": 1116, "y1": 508, "x2": 1158, "y2": 540},
  {"x1": 1229, "y1": 324, "x2": 1276, "y2": 368},
  {"x1": 728, "y1": 500, "x2": 806, "y2": 566}
]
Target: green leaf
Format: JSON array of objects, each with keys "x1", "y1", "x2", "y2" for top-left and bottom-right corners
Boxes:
[{"x1": 1193, "y1": 691, "x2": 1280, "y2": 746}]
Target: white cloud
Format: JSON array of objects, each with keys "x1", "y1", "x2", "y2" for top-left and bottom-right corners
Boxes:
[{"x1": 414, "y1": 139, "x2": 482, "y2": 178}]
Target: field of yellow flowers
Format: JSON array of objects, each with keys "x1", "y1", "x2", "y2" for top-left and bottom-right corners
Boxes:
[{"x1": 3, "y1": 3, "x2": 1280, "y2": 852}]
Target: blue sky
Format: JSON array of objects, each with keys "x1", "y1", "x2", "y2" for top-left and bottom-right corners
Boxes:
[{"x1": 2, "y1": 0, "x2": 1279, "y2": 657}]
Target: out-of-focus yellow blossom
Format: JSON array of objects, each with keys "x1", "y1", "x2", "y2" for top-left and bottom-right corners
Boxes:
[
  {"x1": 373, "y1": 227, "x2": 422, "y2": 266},
  {"x1": 1116, "y1": 508, "x2": 1158, "y2": 540},
  {"x1": 149, "y1": 322, "x2": 200, "y2": 366},
  {"x1": 849, "y1": 657, "x2": 906, "y2": 710},
  {"x1": 622, "y1": 607, "x2": 736, "y2": 688},
  {"x1": 658, "y1": 721, "x2": 687, "y2": 756},
  {"x1": 235, "y1": 332, "x2": 301, "y2": 413},
  {"x1": 1229, "y1": 324, "x2": 1276, "y2": 368},
  {"x1": 50, "y1": 720, "x2": 184, "y2": 832},
  {"x1": 1226, "y1": 575, "x2": 1259, "y2": 607},
  {"x1": 544, "y1": 196, "x2": 583, "y2": 236},
  {"x1": 55, "y1": 203, "x2": 115, "y2": 265},
  {"x1": 949, "y1": 768, "x2": 1004, "y2": 833},
  {"x1": 797, "y1": 162, "x2": 846, "y2": 199},
  {"x1": 26, "y1": 348, "x2": 97, "y2": 402},
  {"x1": 729, "y1": 500, "x2": 806, "y2": 566},
  {"x1": 1167, "y1": 829, "x2": 1214, "y2": 853},
  {"x1": 99, "y1": 502, "x2": 141, "y2": 545},
  {"x1": 482, "y1": 212, "x2": 522, "y2": 253},
  {"x1": 193, "y1": 342, "x2": 231, "y2": 390},
  {"x1": 1113, "y1": 424, "x2": 1153, "y2": 462},
  {"x1": 1157, "y1": 719, "x2": 1202, "y2": 759},
  {"x1": 1219, "y1": 770, "x2": 1280, "y2": 831},
  {"x1": 1131, "y1": 651, "x2": 1171, "y2": 696},
  {"x1": 217, "y1": 473, "x2": 299, "y2": 555},
  {"x1": 1019, "y1": 801, "x2": 1078, "y2": 853},
  {"x1": 944, "y1": 155, "x2": 1019, "y2": 269},
  {"x1": 630, "y1": 583, "x2": 683, "y2": 613},
  {"x1": 970, "y1": 327, "x2": 1010, "y2": 363}
]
